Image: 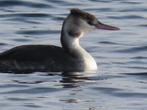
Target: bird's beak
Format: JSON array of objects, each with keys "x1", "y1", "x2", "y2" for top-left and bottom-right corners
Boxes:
[{"x1": 95, "y1": 21, "x2": 120, "y2": 30}]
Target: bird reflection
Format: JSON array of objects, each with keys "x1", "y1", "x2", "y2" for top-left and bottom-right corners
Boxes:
[
  {"x1": 61, "y1": 71, "x2": 97, "y2": 88},
  {"x1": 10, "y1": 71, "x2": 97, "y2": 88}
]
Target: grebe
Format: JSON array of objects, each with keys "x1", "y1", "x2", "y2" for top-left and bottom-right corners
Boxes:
[{"x1": 0, "y1": 9, "x2": 119, "y2": 73}]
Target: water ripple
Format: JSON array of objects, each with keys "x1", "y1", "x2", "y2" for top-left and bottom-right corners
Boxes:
[
  {"x1": 99, "y1": 41, "x2": 121, "y2": 45},
  {"x1": 1, "y1": 87, "x2": 63, "y2": 94},
  {"x1": 108, "y1": 15, "x2": 145, "y2": 19},
  {"x1": 120, "y1": 1, "x2": 142, "y2": 4},
  {"x1": 115, "y1": 46, "x2": 147, "y2": 53},
  {"x1": 132, "y1": 56, "x2": 147, "y2": 59},
  {"x1": 0, "y1": 0, "x2": 52, "y2": 8},
  {"x1": 119, "y1": 8, "x2": 147, "y2": 12},
  {"x1": 114, "y1": 92, "x2": 147, "y2": 98},
  {"x1": 17, "y1": 30, "x2": 60, "y2": 35},
  {"x1": 0, "y1": 84, "x2": 29, "y2": 88},
  {"x1": 45, "y1": 0, "x2": 81, "y2": 6},
  {"x1": 86, "y1": 8, "x2": 113, "y2": 12},
  {"x1": 124, "y1": 72, "x2": 147, "y2": 76},
  {"x1": 88, "y1": 0, "x2": 112, "y2": 3},
  {"x1": 0, "y1": 13, "x2": 51, "y2": 18},
  {"x1": 92, "y1": 87, "x2": 147, "y2": 98},
  {"x1": 138, "y1": 24, "x2": 147, "y2": 27}
]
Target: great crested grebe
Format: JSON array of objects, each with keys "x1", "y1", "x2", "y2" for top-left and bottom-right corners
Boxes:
[{"x1": 0, "y1": 9, "x2": 119, "y2": 73}]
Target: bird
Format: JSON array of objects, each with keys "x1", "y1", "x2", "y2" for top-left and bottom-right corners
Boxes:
[{"x1": 0, "y1": 8, "x2": 119, "y2": 73}]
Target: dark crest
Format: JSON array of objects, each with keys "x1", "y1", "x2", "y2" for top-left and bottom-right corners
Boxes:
[{"x1": 70, "y1": 8, "x2": 96, "y2": 21}]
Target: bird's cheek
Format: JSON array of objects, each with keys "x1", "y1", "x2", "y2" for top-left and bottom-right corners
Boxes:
[{"x1": 68, "y1": 30, "x2": 82, "y2": 38}]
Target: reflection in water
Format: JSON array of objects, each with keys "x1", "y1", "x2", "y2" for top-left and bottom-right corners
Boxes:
[
  {"x1": 60, "y1": 72, "x2": 98, "y2": 110},
  {"x1": 9, "y1": 71, "x2": 98, "y2": 88},
  {"x1": 61, "y1": 71, "x2": 97, "y2": 88}
]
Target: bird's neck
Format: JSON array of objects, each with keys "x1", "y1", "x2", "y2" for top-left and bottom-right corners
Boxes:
[
  {"x1": 60, "y1": 18, "x2": 97, "y2": 71},
  {"x1": 61, "y1": 31, "x2": 85, "y2": 58},
  {"x1": 60, "y1": 15, "x2": 86, "y2": 58}
]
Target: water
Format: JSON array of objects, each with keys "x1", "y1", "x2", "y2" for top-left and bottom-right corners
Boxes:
[{"x1": 0, "y1": 0, "x2": 147, "y2": 110}]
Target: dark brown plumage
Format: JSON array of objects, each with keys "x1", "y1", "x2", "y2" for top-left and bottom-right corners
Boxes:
[
  {"x1": 0, "y1": 45, "x2": 82, "y2": 73},
  {"x1": 70, "y1": 8, "x2": 96, "y2": 22}
]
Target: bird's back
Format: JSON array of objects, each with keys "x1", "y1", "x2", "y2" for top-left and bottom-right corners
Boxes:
[{"x1": 0, "y1": 45, "x2": 81, "y2": 73}]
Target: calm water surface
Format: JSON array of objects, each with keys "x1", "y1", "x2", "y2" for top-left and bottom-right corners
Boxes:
[{"x1": 0, "y1": 0, "x2": 147, "y2": 110}]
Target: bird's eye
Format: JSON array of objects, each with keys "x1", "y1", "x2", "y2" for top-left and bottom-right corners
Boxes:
[{"x1": 87, "y1": 21, "x2": 93, "y2": 25}]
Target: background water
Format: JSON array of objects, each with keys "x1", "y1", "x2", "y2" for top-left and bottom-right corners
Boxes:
[{"x1": 0, "y1": 0, "x2": 147, "y2": 110}]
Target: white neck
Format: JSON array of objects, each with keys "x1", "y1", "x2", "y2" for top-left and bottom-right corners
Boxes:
[{"x1": 60, "y1": 17, "x2": 97, "y2": 71}]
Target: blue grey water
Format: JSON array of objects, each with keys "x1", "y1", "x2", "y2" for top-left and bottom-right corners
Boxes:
[{"x1": 0, "y1": 0, "x2": 147, "y2": 110}]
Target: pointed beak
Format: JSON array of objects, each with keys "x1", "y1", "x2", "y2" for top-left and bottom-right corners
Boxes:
[{"x1": 95, "y1": 21, "x2": 120, "y2": 30}]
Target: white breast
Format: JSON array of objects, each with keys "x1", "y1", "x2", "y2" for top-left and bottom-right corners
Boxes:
[{"x1": 80, "y1": 48, "x2": 98, "y2": 71}]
